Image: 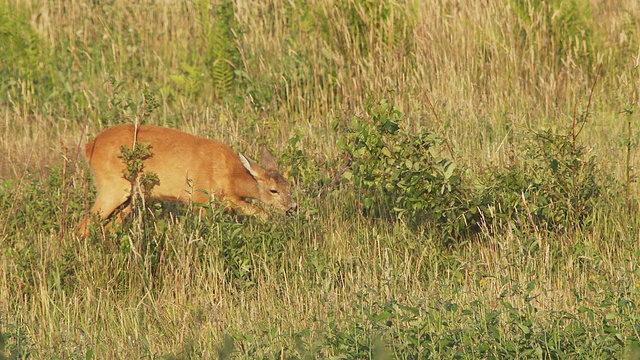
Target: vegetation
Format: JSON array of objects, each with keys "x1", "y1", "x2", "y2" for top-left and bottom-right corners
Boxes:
[{"x1": 1, "y1": 0, "x2": 639, "y2": 358}]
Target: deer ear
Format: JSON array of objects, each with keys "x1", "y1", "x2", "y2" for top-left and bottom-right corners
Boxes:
[
  {"x1": 239, "y1": 153, "x2": 260, "y2": 179},
  {"x1": 260, "y1": 147, "x2": 278, "y2": 171}
]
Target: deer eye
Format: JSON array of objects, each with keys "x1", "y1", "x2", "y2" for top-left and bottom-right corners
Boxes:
[{"x1": 270, "y1": 189, "x2": 279, "y2": 194}]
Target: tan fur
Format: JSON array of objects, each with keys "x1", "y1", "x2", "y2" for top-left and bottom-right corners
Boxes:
[{"x1": 77, "y1": 124, "x2": 296, "y2": 236}]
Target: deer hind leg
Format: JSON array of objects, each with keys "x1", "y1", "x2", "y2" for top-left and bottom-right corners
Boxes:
[{"x1": 76, "y1": 183, "x2": 132, "y2": 237}]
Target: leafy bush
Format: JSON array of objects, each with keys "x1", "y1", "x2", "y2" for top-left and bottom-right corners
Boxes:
[
  {"x1": 0, "y1": 167, "x2": 85, "y2": 242},
  {"x1": 339, "y1": 98, "x2": 606, "y2": 240},
  {"x1": 222, "y1": 281, "x2": 639, "y2": 358},
  {"x1": 482, "y1": 129, "x2": 602, "y2": 233},
  {"x1": 339, "y1": 99, "x2": 476, "y2": 240},
  {"x1": 0, "y1": 321, "x2": 32, "y2": 359}
]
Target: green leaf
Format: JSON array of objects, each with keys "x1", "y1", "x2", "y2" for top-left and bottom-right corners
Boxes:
[
  {"x1": 517, "y1": 324, "x2": 531, "y2": 335},
  {"x1": 372, "y1": 311, "x2": 392, "y2": 322},
  {"x1": 405, "y1": 159, "x2": 413, "y2": 169},
  {"x1": 443, "y1": 162, "x2": 456, "y2": 180}
]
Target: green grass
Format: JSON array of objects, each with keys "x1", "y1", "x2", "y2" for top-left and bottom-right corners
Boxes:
[{"x1": 1, "y1": 0, "x2": 640, "y2": 358}]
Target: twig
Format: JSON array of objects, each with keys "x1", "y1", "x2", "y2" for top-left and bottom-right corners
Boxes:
[
  {"x1": 572, "y1": 63, "x2": 602, "y2": 147},
  {"x1": 317, "y1": 150, "x2": 354, "y2": 198}
]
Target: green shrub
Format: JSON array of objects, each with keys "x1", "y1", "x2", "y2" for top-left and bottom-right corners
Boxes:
[
  {"x1": 482, "y1": 128, "x2": 602, "y2": 233},
  {"x1": 339, "y1": 99, "x2": 476, "y2": 240},
  {"x1": 225, "y1": 282, "x2": 639, "y2": 358},
  {"x1": 339, "y1": 98, "x2": 607, "y2": 240},
  {"x1": 0, "y1": 167, "x2": 85, "y2": 242},
  {"x1": 0, "y1": 320, "x2": 32, "y2": 359}
]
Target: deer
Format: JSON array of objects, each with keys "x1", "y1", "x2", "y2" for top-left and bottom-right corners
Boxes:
[{"x1": 76, "y1": 124, "x2": 297, "y2": 236}]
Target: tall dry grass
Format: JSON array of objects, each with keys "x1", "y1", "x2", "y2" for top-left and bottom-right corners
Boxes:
[{"x1": 1, "y1": 0, "x2": 640, "y2": 357}]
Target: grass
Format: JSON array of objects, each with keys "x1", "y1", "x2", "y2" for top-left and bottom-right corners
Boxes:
[{"x1": 1, "y1": 0, "x2": 640, "y2": 358}]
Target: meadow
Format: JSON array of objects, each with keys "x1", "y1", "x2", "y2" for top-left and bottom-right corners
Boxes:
[{"x1": 1, "y1": 0, "x2": 640, "y2": 358}]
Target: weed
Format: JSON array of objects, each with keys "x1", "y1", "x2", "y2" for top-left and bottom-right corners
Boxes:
[
  {"x1": 0, "y1": 2, "x2": 52, "y2": 105},
  {"x1": 199, "y1": 0, "x2": 243, "y2": 101}
]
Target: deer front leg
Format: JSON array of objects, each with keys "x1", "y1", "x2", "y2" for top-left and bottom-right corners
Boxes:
[{"x1": 225, "y1": 197, "x2": 267, "y2": 219}]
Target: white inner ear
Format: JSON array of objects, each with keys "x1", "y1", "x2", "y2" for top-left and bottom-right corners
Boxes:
[{"x1": 239, "y1": 154, "x2": 259, "y2": 178}]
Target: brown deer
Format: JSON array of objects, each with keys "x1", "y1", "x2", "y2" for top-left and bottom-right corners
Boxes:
[{"x1": 77, "y1": 124, "x2": 296, "y2": 236}]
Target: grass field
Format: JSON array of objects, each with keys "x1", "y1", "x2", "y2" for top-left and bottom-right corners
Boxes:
[{"x1": 1, "y1": 0, "x2": 640, "y2": 358}]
